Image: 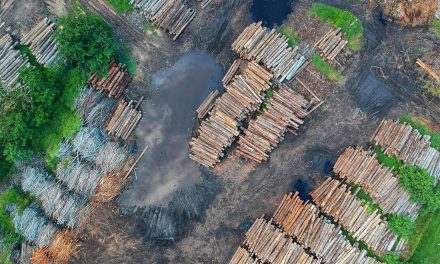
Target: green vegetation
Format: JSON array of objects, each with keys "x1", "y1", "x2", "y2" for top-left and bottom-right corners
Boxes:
[
  {"x1": 399, "y1": 114, "x2": 440, "y2": 151},
  {"x1": 106, "y1": 0, "x2": 133, "y2": 13},
  {"x1": 422, "y1": 79, "x2": 440, "y2": 99},
  {"x1": 54, "y1": 4, "x2": 117, "y2": 77},
  {"x1": 116, "y1": 44, "x2": 137, "y2": 76},
  {"x1": 15, "y1": 45, "x2": 39, "y2": 67},
  {"x1": 351, "y1": 185, "x2": 382, "y2": 214},
  {"x1": 430, "y1": 18, "x2": 440, "y2": 38},
  {"x1": 0, "y1": 189, "x2": 32, "y2": 247},
  {"x1": 311, "y1": 55, "x2": 343, "y2": 82},
  {"x1": 374, "y1": 146, "x2": 403, "y2": 171},
  {"x1": 381, "y1": 253, "x2": 403, "y2": 264},
  {"x1": 308, "y1": 3, "x2": 364, "y2": 51},
  {"x1": 387, "y1": 213, "x2": 415, "y2": 239},
  {"x1": 410, "y1": 209, "x2": 440, "y2": 264},
  {"x1": 277, "y1": 25, "x2": 300, "y2": 47}
]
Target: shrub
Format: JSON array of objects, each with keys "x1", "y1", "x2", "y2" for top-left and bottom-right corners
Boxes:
[
  {"x1": 106, "y1": 0, "x2": 133, "y2": 13},
  {"x1": 374, "y1": 145, "x2": 403, "y2": 171},
  {"x1": 387, "y1": 213, "x2": 415, "y2": 238},
  {"x1": 400, "y1": 114, "x2": 440, "y2": 151},
  {"x1": 430, "y1": 18, "x2": 440, "y2": 38},
  {"x1": 422, "y1": 79, "x2": 440, "y2": 99},
  {"x1": 277, "y1": 25, "x2": 300, "y2": 47},
  {"x1": 308, "y1": 3, "x2": 364, "y2": 51},
  {"x1": 382, "y1": 253, "x2": 403, "y2": 264},
  {"x1": 311, "y1": 55, "x2": 343, "y2": 82}
]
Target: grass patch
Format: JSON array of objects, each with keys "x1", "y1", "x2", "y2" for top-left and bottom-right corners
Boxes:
[
  {"x1": 430, "y1": 18, "x2": 440, "y2": 38},
  {"x1": 351, "y1": 185, "x2": 383, "y2": 214},
  {"x1": 374, "y1": 145, "x2": 403, "y2": 172},
  {"x1": 311, "y1": 55, "x2": 343, "y2": 82},
  {"x1": 410, "y1": 209, "x2": 440, "y2": 263},
  {"x1": 116, "y1": 44, "x2": 137, "y2": 76},
  {"x1": 276, "y1": 25, "x2": 300, "y2": 47},
  {"x1": 106, "y1": 0, "x2": 133, "y2": 13},
  {"x1": 308, "y1": 3, "x2": 364, "y2": 51},
  {"x1": 400, "y1": 114, "x2": 440, "y2": 151},
  {"x1": 422, "y1": 79, "x2": 440, "y2": 99}
]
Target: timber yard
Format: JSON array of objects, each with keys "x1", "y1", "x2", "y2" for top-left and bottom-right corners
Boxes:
[{"x1": 0, "y1": 0, "x2": 439, "y2": 264}]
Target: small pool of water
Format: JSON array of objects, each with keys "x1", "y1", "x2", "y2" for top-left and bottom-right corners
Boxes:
[
  {"x1": 118, "y1": 50, "x2": 223, "y2": 208},
  {"x1": 251, "y1": 0, "x2": 295, "y2": 28}
]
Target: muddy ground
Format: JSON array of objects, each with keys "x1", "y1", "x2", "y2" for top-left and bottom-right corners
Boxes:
[{"x1": 3, "y1": 0, "x2": 440, "y2": 263}]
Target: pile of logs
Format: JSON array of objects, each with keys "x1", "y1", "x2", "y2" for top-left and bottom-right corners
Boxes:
[
  {"x1": 58, "y1": 160, "x2": 103, "y2": 199},
  {"x1": 0, "y1": 0, "x2": 14, "y2": 28},
  {"x1": 311, "y1": 178, "x2": 399, "y2": 255},
  {"x1": 314, "y1": 28, "x2": 348, "y2": 61},
  {"x1": 190, "y1": 61, "x2": 273, "y2": 167},
  {"x1": 196, "y1": 90, "x2": 219, "y2": 119},
  {"x1": 20, "y1": 17, "x2": 58, "y2": 66},
  {"x1": 130, "y1": 0, "x2": 196, "y2": 40},
  {"x1": 229, "y1": 247, "x2": 261, "y2": 264},
  {"x1": 232, "y1": 22, "x2": 307, "y2": 82},
  {"x1": 371, "y1": 119, "x2": 440, "y2": 182},
  {"x1": 273, "y1": 192, "x2": 378, "y2": 264},
  {"x1": 106, "y1": 99, "x2": 142, "y2": 140},
  {"x1": 242, "y1": 217, "x2": 320, "y2": 264},
  {"x1": 237, "y1": 85, "x2": 309, "y2": 163},
  {"x1": 89, "y1": 62, "x2": 132, "y2": 98},
  {"x1": 198, "y1": 0, "x2": 214, "y2": 9},
  {"x1": 416, "y1": 59, "x2": 440, "y2": 82},
  {"x1": 222, "y1": 59, "x2": 241, "y2": 85},
  {"x1": 0, "y1": 34, "x2": 29, "y2": 88},
  {"x1": 333, "y1": 146, "x2": 420, "y2": 220}
]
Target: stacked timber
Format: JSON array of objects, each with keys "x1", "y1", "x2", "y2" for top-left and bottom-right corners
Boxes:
[
  {"x1": 196, "y1": 90, "x2": 219, "y2": 119},
  {"x1": 106, "y1": 99, "x2": 142, "y2": 140},
  {"x1": 0, "y1": 0, "x2": 14, "y2": 23},
  {"x1": 12, "y1": 207, "x2": 58, "y2": 248},
  {"x1": 189, "y1": 62, "x2": 273, "y2": 167},
  {"x1": 371, "y1": 119, "x2": 440, "y2": 182},
  {"x1": 20, "y1": 166, "x2": 89, "y2": 228},
  {"x1": 333, "y1": 146, "x2": 420, "y2": 220},
  {"x1": 229, "y1": 247, "x2": 261, "y2": 264},
  {"x1": 273, "y1": 192, "x2": 378, "y2": 264},
  {"x1": 20, "y1": 18, "x2": 59, "y2": 66},
  {"x1": 198, "y1": 0, "x2": 213, "y2": 9},
  {"x1": 58, "y1": 160, "x2": 103, "y2": 199},
  {"x1": 0, "y1": 34, "x2": 29, "y2": 88},
  {"x1": 242, "y1": 217, "x2": 321, "y2": 264},
  {"x1": 130, "y1": 0, "x2": 196, "y2": 40},
  {"x1": 416, "y1": 59, "x2": 440, "y2": 82},
  {"x1": 314, "y1": 28, "x2": 348, "y2": 61},
  {"x1": 311, "y1": 178, "x2": 399, "y2": 255},
  {"x1": 232, "y1": 22, "x2": 307, "y2": 82},
  {"x1": 222, "y1": 59, "x2": 241, "y2": 85},
  {"x1": 237, "y1": 85, "x2": 309, "y2": 163},
  {"x1": 89, "y1": 62, "x2": 132, "y2": 98}
]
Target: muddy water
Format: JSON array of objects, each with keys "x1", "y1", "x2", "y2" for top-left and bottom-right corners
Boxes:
[
  {"x1": 119, "y1": 50, "x2": 223, "y2": 208},
  {"x1": 251, "y1": 0, "x2": 295, "y2": 28}
]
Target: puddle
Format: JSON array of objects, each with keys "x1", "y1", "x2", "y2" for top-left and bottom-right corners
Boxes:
[
  {"x1": 251, "y1": 0, "x2": 295, "y2": 28},
  {"x1": 292, "y1": 179, "x2": 311, "y2": 201},
  {"x1": 118, "y1": 50, "x2": 223, "y2": 208}
]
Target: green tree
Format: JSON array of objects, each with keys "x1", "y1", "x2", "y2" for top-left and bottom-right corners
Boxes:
[
  {"x1": 54, "y1": 4, "x2": 117, "y2": 77},
  {"x1": 387, "y1": 213, "x2": 416, "y2": 238}
]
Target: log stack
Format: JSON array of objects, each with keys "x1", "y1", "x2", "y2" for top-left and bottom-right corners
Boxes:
[
  {"x1": 232, "y1": 22, "x2": 307, "y2": 82},
  {"x1": 20, "y1": 17, "x2": 59, "y2": 66},
  {"x1": 371, "y1": 119, "x2": 440, "y2": 183},
  {"x1": 106, "y1": 99, "x2": 142, "y2": 140},
  {"x1": 237, "y1": 85, "x2": 309, "y2": 163},
  {"x1": 130, "y1": 0, "x2": 196, "y2": 40},
  {"x1": 0, "y1": 0, "x2": 14, "y2": 27},
  {"x1": 314, "y1": 28, "x2": 348, "y2": 61},
  {"x1": 416, "y1": 59, "x2": 440, "y2": 82},
  {"x1": 273, "y1": 192, "x2": 378, "y2": 264},
  {"x1": 229, "y1": 247, "x2": 261, "y2": 264},
  {"x1": 198, "y1": 0, "x2": 214, "y2": 9},
  {"x1": 333, "y1": 146, "x2": 420, "y2": 220},
  {"x1": 0, "y1": 34, "x2": 29, "y2": 89},
  {"x1": 196, "y1": 90, "x2": 219, "y2": 119},
  {"x1": 222, "y1": 59, "x2": 241, "y2": 85},
  {"x1": 311, "y1": 178, "x2": 399, "y2": 255},
  {"x1": 89, "y1": 62, "x2": 133, "y2": 98},
  {"x1": 242, "y1": 217, "x2": 320, "y2": 264},
  {"x1": 190, "y1": 61, "x2": 273, "y2": 167}
]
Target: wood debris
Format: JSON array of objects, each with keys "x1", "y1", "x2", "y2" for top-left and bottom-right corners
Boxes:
[
  {"x1": 416, "y1": 58, "x2": 440, "y2": 82},
  {"x1": 311, "y1": 178, "x2": 400, "y2": 255},
  {"x1": 106, "y1": 99, "x2": 142, "y2": 140},
  {"x1": 333, "y1": 146, "x2": 420, "y2": 220},
  {"x1": 89, "y1": 61, "x2": 133, "y2": 98},
  {"x1": 198, "y1": 0, "x2": 214, "y2": 9},
  {"x1": 273, "y1": 192, "x2": 378, "y2": 264},
  {"x1": 20, "y1": 17, "x2": 59, "y2": 66},
  {"x1": 232, "y1": 22, "x2": 307, "y2": 82},
  {"x1": 0, "y1": 34, "x2": 29, "y2": 88},
  {"x1": 241, "y1": 217, "x2": 320, "y2": 264},
  {"x1": 190, "y1": 61, "x2": 273, "y2": 167},
  {"x1": 130, "y1": 0, "x2": 196, "y2": 40},
  {"x1": 314, "y1": 28, "x2": 348, "y2": 61},
  {"x1": 196, "y1": 90, "x2": 219, "y2": 119},
  {"x1": 237, "y1": 85, "x2": 309, "y2": 163},
  {"x1": 371, "y1": 119, "x2": 440, "y2": 183}
]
